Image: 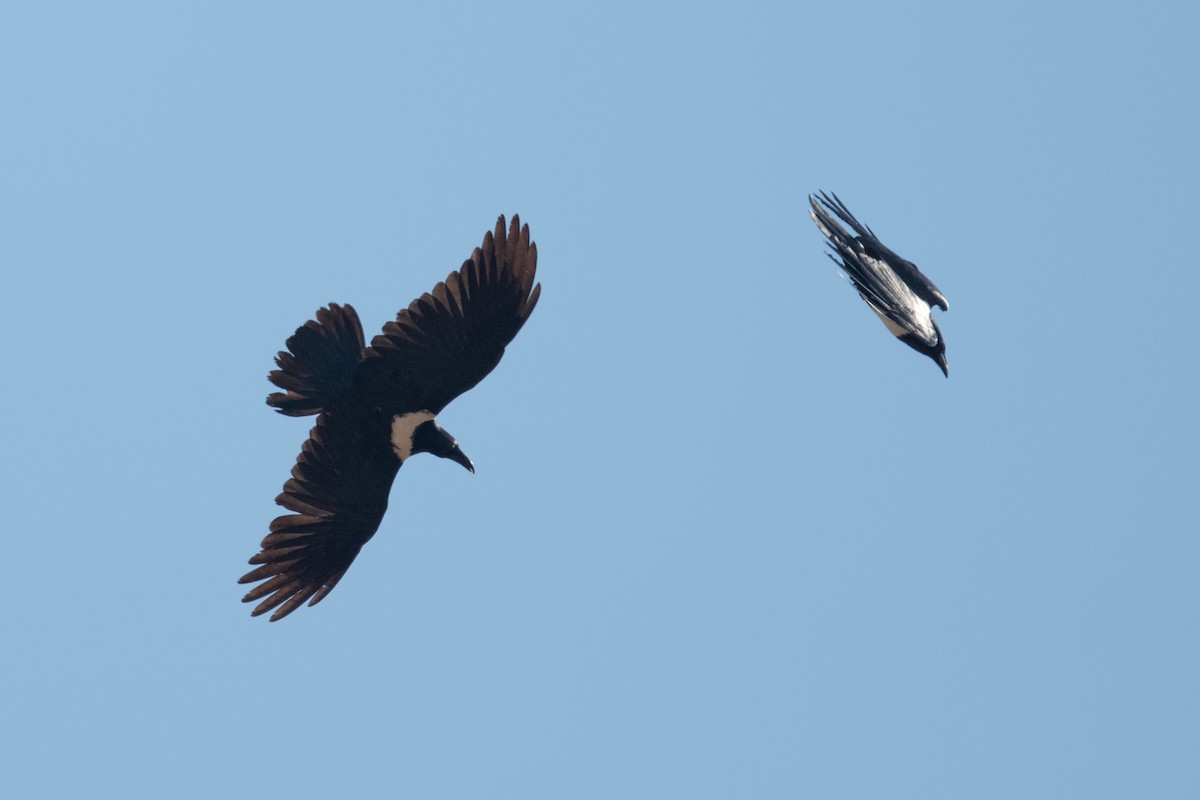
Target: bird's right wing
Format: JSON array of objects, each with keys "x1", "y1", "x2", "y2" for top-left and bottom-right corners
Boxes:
[{"x1": 239, "y1": 406, "x2": 400, "y2": 621}]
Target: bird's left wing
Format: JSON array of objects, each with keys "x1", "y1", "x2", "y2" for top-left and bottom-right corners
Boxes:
[
  {"x1": 358, "y1": 214, "x2": 541, "y2": 415},
  {"x1": 239, "y1": 406, "x2": 401, "y2": 621}
]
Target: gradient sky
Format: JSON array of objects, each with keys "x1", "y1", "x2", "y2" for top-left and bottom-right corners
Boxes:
[{"x1": 3, "y1": 2, "x2": 1197, "y2": 797}]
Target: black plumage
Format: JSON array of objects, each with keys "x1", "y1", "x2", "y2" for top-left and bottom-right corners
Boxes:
[
  {"x1": 809, "y1": 191, "x2": 950, "y2": 376},
  {"x1": 240, "y1": 215, "x2": 540, "y2": 620}
]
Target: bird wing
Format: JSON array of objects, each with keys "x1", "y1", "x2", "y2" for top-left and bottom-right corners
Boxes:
[
  {"x1": 239, "y1": 406, "x2": 400, "y2": 621},
  {"x1": 809, "y1": 193, "x2": 941, "y2": 347},
  {"x1": 810, "y1": 191, "x2": 948, "y2": 311},
  {"x1": 358, "y1": 214, "x2": 541, "y2": 415},
  {"x1": 825, "y1": 249, "x2": 940, "y2": 347}
]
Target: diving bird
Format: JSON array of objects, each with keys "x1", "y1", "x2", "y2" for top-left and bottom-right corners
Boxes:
[
  {"x1": 808, "y1": 191, "x2": 950, "y2": 376},
  {"x1": 240, "y1": 215, "x2": 540, "y2": 621}
]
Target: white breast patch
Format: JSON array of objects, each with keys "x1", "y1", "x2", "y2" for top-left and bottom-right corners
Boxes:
[{"x1": 390, "y1": 410, "x2": 435, "y2": 460}]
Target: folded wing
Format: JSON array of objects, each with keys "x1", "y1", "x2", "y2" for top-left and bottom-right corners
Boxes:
[
  {"x1": 809, "y1": 191, "x2": 947, "y2": 312},
  {"x1": 809, "y1": 192, "x2": 942, "y2": 346}
]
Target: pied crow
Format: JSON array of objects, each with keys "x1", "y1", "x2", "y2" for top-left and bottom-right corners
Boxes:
[
  {"x1": 240, "y1": 215, "x2": 540, "y2": 621},
  {"x1": 808, "y1": 191, "x2": 950, "y2": 376}
]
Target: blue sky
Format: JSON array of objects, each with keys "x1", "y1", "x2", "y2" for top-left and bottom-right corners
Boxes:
[{"x1": 3, "y1": 1, "x2": 1197, "y2": 797}]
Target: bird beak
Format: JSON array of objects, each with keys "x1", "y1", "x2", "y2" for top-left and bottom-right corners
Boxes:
[
  {"x1": 935, "y1": 352, "x2": 949, "y2": 378},
  {"x1": 448, "y1": 445, "x2": 475, "y2": 474}
]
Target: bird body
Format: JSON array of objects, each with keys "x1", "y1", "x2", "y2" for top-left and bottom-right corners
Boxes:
[
  {"x1": 809, "y1": 191, "x2": 950, "y2": 376},
  {"x1": 240, "y1": 215, "x2": 539, "y2": 620}
]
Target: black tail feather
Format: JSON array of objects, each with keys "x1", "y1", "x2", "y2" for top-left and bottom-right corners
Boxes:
[{"x1": 266, "y1": 303, "x2": 366, "y2": 416}]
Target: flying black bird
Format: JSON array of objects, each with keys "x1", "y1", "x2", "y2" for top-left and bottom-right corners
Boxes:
[
  {"x1": 240, "y1": 215, "x2": 540, "y2": 621},
  {"x1": 808, "y1": 191, "x2": 950, "y2": 376}
]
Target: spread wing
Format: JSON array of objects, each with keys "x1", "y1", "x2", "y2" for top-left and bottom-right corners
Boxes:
[
  {"x1": 239, "y1": 406, "x2": 400, "y2": 621},
  {"x1": 809, "y1": 191, "x2": 948, "y2": 312},
  {"x1": 357, "y1": 214, "x2": 541, "y2": 415}
]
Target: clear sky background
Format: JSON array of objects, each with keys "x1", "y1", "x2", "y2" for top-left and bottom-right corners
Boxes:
[{"x1": 3, "y1": 1, "x2": 1197, "y2": 797}]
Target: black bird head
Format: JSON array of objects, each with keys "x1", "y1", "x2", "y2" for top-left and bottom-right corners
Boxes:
[
  {"x1": 899, "y1": 319, "x2": 949, "y2": 378},
  {"x1": 411, "y1": 419, "x2": 475, "y2": 473}
]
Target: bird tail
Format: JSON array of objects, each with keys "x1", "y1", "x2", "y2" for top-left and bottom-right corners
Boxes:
[{"x1": 266, "y1": 303, "x2": 366, "y2": 416}]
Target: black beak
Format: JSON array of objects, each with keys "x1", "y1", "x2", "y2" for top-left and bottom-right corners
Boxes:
[
  {"x1": 447, "y1": 445, "x2": 475, "y2": 474},
  {"x1": 934, "y1": 351, "x2": 949, "y2": 378}
]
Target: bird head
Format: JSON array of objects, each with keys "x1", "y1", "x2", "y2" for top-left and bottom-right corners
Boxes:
[
  {"x1": 929, "y1": 320, "x2": 949, "y2": 378},
  {"x1": 411, "y1": 419, "x2": 475, "y2": 473},
  {"x1": 899, "y1": 325, "x2": 949, "y2": 378}
]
